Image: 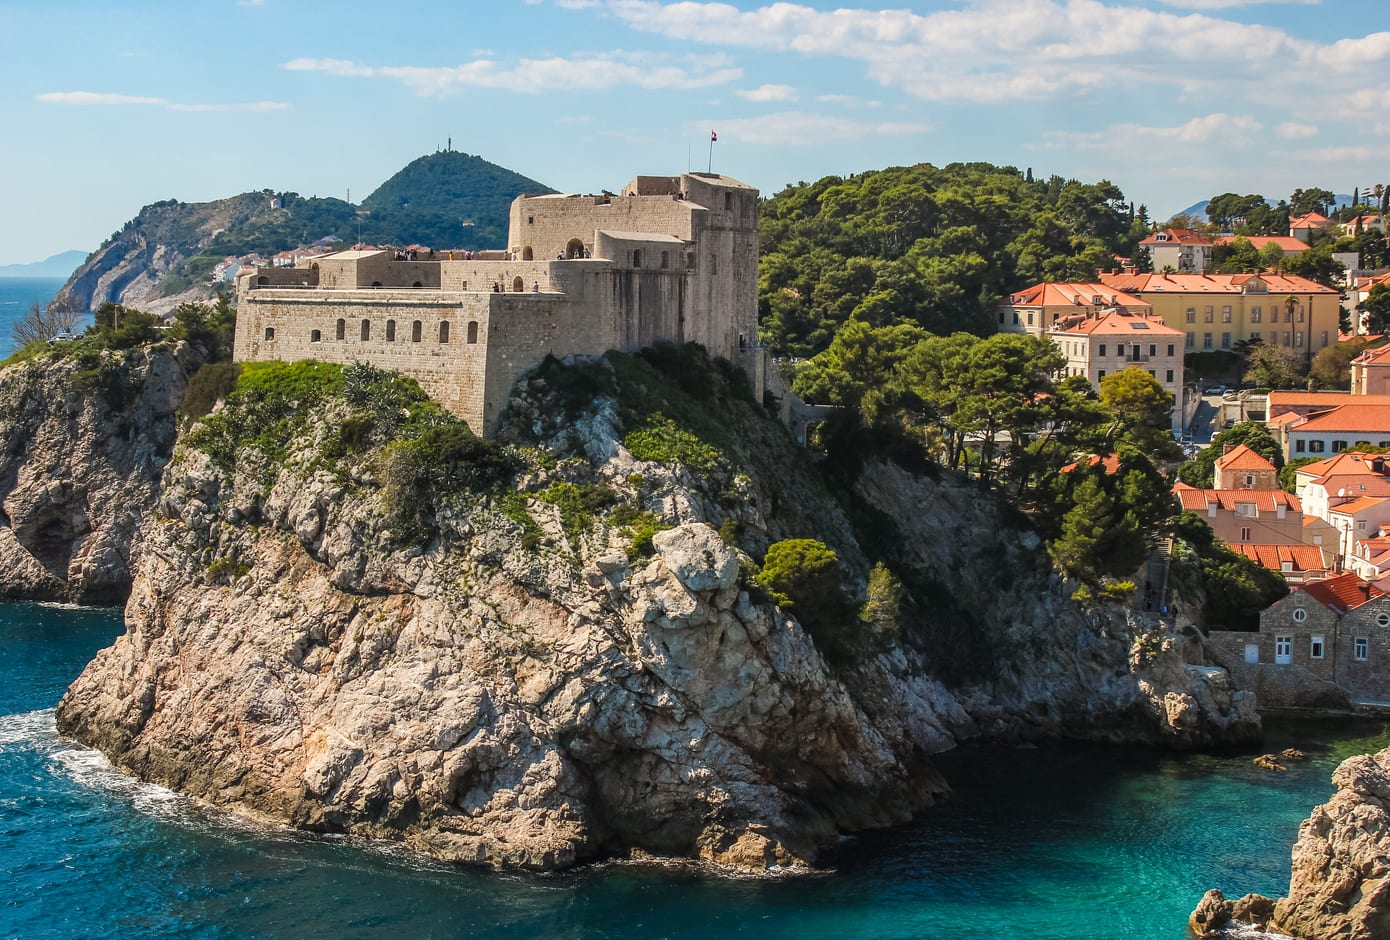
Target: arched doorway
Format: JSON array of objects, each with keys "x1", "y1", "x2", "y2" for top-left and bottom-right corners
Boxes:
[
  {"x1": 513, "y1": 276, "x2": 524, "y2": 292},
  {"x1": 566, "y1": 238, "x2": 585, "y2": 259},
  {"x1": 522, "y1": 246, "x2": 533, "y2": 261}
]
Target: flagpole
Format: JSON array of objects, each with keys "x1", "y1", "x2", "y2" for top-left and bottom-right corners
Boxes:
[{"x1": 708, "y1": 131, "x2": 715, "y2": 174}]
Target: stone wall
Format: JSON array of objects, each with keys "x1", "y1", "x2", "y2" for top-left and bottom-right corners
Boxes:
[{"x1": 1337, "y1": 596, "x2": 1390, "y2": 701}]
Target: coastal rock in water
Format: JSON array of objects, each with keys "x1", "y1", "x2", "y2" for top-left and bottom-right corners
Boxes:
[
  {"x1": 58, "y1": 352, "x2": 1261, "y2": 870},
  {"x1": 0, "y1": 343, "x2": 198, "y2": 603},
  {"x1": 1190, "y1": 888, "x2": 1234, "y2": 936},
  {"x1": 1196, "y1": 747, "x2": 1390, "y2": 939}
]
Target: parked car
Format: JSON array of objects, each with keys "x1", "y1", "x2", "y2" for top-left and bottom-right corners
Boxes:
[
  {"x1": 1203, "y1": 384, "x2": 1227, "y2": 395},
  {"x1": 49, "y1": 330, "x2": 76, "y2": 342}
]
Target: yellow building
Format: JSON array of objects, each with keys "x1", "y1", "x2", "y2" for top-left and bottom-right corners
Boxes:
[{"x1": 1099, "y1": 272, "x2": 1339, "y2": 361}]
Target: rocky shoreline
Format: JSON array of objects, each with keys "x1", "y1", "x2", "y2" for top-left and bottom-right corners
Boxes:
[
  {"x1": 52, "y1": 351, "x2": 1259, "y2": 870},
  {"x1": 1191, "y1": 746, "x2": 1390, "y2": 939}
]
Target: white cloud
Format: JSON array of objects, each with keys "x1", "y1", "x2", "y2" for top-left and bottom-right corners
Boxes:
[
  {"x1": 36, "y1": 90, "x2": 290, "y2": 112},
  {"x1": 599, "y1": 0, "x2": 1390, "y2": 110},
  {"x1": 700, "y1": 110, "x2": 929, "y2": 146},
  {"x1": 1151, "y1": 0, "x2": 1316, "y2": 9},
  {"x1": 735, "y1": 83, "x2": 798, "y2": 102},
  {"x1": 1043, "y1": 113, "x2": 1263, "y2": 154},
  {"x1": 1275, "y1": 121, "x2": 1318, "y2": 139},
  {"x1": 37, "y1": 91, "x2": 166, "y2": 106},
  {"x1": 283, "y1": 52, "x2": 740, "y2": 95},
  {"x1": 817, "y1": 93, "x2": 880, "y2": 108}
]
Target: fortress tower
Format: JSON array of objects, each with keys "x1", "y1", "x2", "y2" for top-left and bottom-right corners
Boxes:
[{"x1": 233, "y1": 172, "x2": 761, "y2": 435}]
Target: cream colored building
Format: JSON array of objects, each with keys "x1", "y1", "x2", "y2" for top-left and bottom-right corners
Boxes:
[
  {"x1": 1350, "y1": 343, "x2": 1390, "y2": 395},
  {"x1": 1045, "y1": 310, "x2": 1185, "y2": 432},
  {"x1": 234, "y1": 173, "x2": 761, "y2": 436},
  {"x1": 1099, "y1": 272, "x2": 1340, "y2": 361}
]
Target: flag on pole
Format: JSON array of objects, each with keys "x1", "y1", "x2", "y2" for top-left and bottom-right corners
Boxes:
[{"x1": 711, "y1": 130, "x2": 718, "y2": 142}]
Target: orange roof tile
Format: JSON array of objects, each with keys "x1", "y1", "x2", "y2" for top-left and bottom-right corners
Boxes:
[
  {"x1": 1327, "y1": 496, "x2": 1390, "y2": 516},
  {"x1": 1139, "y1": 228, "x2": 1213, "y2": 246},
  {"x1": 1300, "y1": 572, "x2": 1384, "y2": 613},
  {"x1": 1049, "y1": 310, "x2": 1183, "y2": 337},
  {"x1": 1174, "y1": 487, "x2": 1301, "y2": 513},
  {"x1": 1291, "y1": 404, "x2": 1390, "y2": 434},
  {"x1": 1229, "y1": 543, "x2": 1328, "y2": 572},
  {"x1": 1005, "y1": 282, "x2": 1151, "y2": 309},
  {"x1": 1099, "y1": 272, "x2": 1336, "y2": 295},
  {"x1": 1269, "y1": 391, "x2": 1390, "y2": 408},
  {"x1": 1214, "y1": 443, "x2": 1277, "y2": 473},
  {"x1": 1061, "y1": 453, "x2": 1123, "y2": 474},
  {"x1": 1352, "y1": 344, "x2": 1390, "y2": 365},
  {"x1": 1212, "y1": 235, "x2": 1308, "y2": 253},
  {"x1": 1290, "y1": 212, "x2": 1331, "y2": 228}
]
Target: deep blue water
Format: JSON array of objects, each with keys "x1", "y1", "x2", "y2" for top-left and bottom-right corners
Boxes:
[
  {"x1": 0, "y1": 277, "x2": 81, "y2": 359},
  {"x1": 3, "y1": 600, "x2": 1386, "y2": 939}
]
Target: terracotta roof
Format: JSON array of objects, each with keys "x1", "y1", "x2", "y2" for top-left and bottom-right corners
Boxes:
[
  {"x1": 1049, "y1": 311, "x2": 1183, "y2": 336},
  {"x1": 1300, "y1": 572, "x2": 1384, "y2": 613},
  {"x1": 1175, "y1": 487, "x2": 1301, "y2": 513},
  {"x1": 1352, "y1": 344, "x2": 1390, "y2": 365},
  {"x1": 1328, "y1": 495, "x2": 1390, "y2": 517},
  {"x1": 1061, "y1": 453, "x2": 1123, "y2": 474},
  {"x1": 1268, "y1": 391, "x2": 1390, "y2": 407},
  {"x1": 1212, "y1": 236, "x2": 1308, "y2": 253},
  {"x1": 1356, "y1": 537, "x2": 1390, "y2": 567},
  {"x1": 1290, "y1": 404, "x2": 1390, "y2": 434},
  {"x1": 1229, "y1": 543, "x2": 1328, "y2": 572},
  {"x1": 1214, "y1": 443, "x2": 1277, "y2": 473},
  {"x1": 1005, "y1": 282, "x2": 1150, "y2": 309},
  {"x1": 1289, "y1": 212, "x2": 1331, "y2": 228},
  {"x1": 1099, "y1": 272, "x2": 1336, "y2": 295},
  {"x1": 1296, "y1": 451, "x2": 1390, "y2": 479}
]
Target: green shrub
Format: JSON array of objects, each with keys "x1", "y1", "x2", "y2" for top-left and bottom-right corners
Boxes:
[
  {"x1": 381, "y1": 423, "x2": 520, "y2": 544},
  {"x1": 623, "y1": 413, "x2": 721, "y2": 473},
  {"x1": 501, "y1": 492, "x2": 545, "y2": 550},
  {"x1": 609, "y1": 506, "x2": 670, "y2": 561},
  {"x1": 539, "y1": 481, "x2": 616, "y2": 546},
  {"x1": 756, "y1": 539, "x2": 857, "y2": 658},
  {"x1": 206, "y1": 558, "x2": 250, "y2": 585},
  {"x1": 178, "y1": 361, "x2": 242, "y2": 426},
  {"x1": 186, "y1": 360, "x2": 344, "y2": 470}
]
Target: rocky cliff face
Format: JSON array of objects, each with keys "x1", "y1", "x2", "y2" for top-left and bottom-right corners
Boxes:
[
  {"x1": 0, "y1": 343, "x2": 200, "y2": 604},
  {"x1": 1193, "y1": 747, "x2": 1390, "y2": 939},
  {"x1": 56, "y1": 351, "x2": 1258, "y2": 869}
]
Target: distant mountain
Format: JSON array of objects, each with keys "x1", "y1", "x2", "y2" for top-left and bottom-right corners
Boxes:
[
  {"x1": 53, "y1": 152, "x2": 554, "y2": 314},
  {"x1": 1163, "y1": 194, "x2": 1357, "y2": 226},
  {"x1": 0, "y1": 250, "x2": 89, "y2": 279},
  {"x1": 361, "y1": 151, "x2": 555, "y2": 248}
]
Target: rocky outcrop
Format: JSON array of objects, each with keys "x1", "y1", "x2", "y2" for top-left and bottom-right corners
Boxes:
[
  {"x1": 1194, "y1": 747, "x2": 1390, "y2": 939},
  {"x1": 57, "y1": 354, "x2": 1259, "y2": 869},
  {"x1": 0, "y1": 342, "x2": 200, "y2": 603}
]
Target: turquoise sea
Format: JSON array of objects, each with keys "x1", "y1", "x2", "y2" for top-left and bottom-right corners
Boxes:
[
  {"x1": 0, "y1": 277, "x2": 80, "y2": 359},
  {"x1": 3, "y1": 600, "x2": 1386, "y2": 939}
]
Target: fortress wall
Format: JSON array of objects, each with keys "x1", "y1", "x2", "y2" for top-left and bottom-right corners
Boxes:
[
  {"x1": 234, "y1": 290, "x2": 495, "y2": 432},
  {"x1": 437, "y1": 260, "x2": 561, "y2": 293},
  {"x1": 509, "y1": 195, "x2": 700, "y2": 260}
]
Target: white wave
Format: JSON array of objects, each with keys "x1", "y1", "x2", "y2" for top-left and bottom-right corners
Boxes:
[
  {"x1": 36, "y1": 600, "x2": 113, "y2": 611},
  {"x1": 0, "y1": 708, "x2": 57, "y2": 746}
]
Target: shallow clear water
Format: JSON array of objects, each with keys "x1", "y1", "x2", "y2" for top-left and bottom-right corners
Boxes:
[{"x1": 3, "y1": 600, "x2": 1385, "y2": 939}]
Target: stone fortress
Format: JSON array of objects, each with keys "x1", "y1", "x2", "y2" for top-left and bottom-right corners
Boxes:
[{"x1": 233, "y1": 172, "x2": 766, "y2": 435}]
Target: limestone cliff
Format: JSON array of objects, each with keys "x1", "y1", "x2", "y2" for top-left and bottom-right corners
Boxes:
[
  {"x1": 1192, "y1": 747, "x2": 1390, "y2": 939},
  {"x1": 0, "y1": 342, "x2": 200, "y2": 603},
  {"x1": 57, "y1": 349, "x2": 1258, "y2": 869}
]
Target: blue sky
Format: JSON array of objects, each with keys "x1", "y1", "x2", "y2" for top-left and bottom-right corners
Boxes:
[{"x1": 1, "y1": 0, "x2": 1387, "y2": 265}]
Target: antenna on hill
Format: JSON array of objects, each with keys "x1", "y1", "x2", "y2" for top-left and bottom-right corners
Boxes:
[{"x1": 447, "y1": 136, "x2": 452, "y2": 152}]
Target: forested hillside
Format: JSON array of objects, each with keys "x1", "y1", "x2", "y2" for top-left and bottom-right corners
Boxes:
[{"x1": 757, "y1": 163, "x2": 1148, "y2": 358}]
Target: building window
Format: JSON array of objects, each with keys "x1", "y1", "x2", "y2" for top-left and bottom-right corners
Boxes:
[
  {"x1": 1240, "y1": 526, "x2": 1251, "y2": 541},
  {"x1": 1099, "y1": 343, "x2": 1107, "y2": 357},
  {"x1": 1098, "y1": 370, "x2": 1106, "y2": 379},
  {"x1": 1358, "y1": 520, "x2": 1368, "y2": 531},
  {"x1": 1284, "y1": 332, "x2": 1292, "y2": 346},
  {"x1": 1295, "y1": 331, "x2": 1304, "y2": 347},
  {"x1": 1027, "y1": 312, "x2": 1035, "y2": 326},
  {"x1": 1356, "y1": 637, "x2": 1369, "y2": 661},
  {"x1": 1251, "y1": 330, "x2": 1261, "y2": 341},
  {"x1": 386, "y1": 319, "x2": 396, "y2": 342},
  {"x1": 660, "y1": 251, "x2": 669, "y2": 269},
  {"x1": 1148, "y1": 344, "x2": 1156, "y2": 357},
  {"x1": 467, "y1": 321, "x2": 478, "y2": 344},
  {"x1": 1166, "y1": 369, "x2": 1174, "y2": 382},
  {"x1": 1292, "y1": 608, "x2": 1307, "y2": 623},
  {"x1": 411, "y1": 320, "x2": 422, "y2": 343},
  {"x1": 1310, "y1": 635, "x2": 1325, "y2": 659},
  {"x1": 709, "y1": 255, "x2": 718, "y2": 275},
  {"x1": 724, "y1": 192, "x2": 733, "y2": 210},
  {"x1": 1321, "y1": 330, "x2": 1329, "y2": 347},
  {"x1": 1013, "y1": 312, "x2": 1020, "y2": 325},
  {"x1": 1222, "y1": 306, "x2": 1232, "y2": 322},
  {"x1": 1204, "y1": 306, "x2": 1214, "y2": 322},
  {"x1": 1308, "y1": 440, "x2": 1325, "y2": 453},
  {"x1": 1333, "y1": 439, "x2": 1349, "y2": 453},
  {"x1": 1222, "y1": 332, "x2": 1232, "y2": 349},
  {"x1": 1276, "y1": 635, "x2": 1292, "y2": 662},
  {"x1": 1167, "y1": 344, "x2": 1175, "y2": 356},
  {"x1": 263, "y1": 327, "x2": 275, "y2": 341},
  {"x1": 632, "y1": 249, "x2": 642, "y2": 268},
  {"x1": 1295, "y1": 440, "x2": 1306, "y2": 453},
  {"x1": 310, "y1": 329, "x2": 321, "y2": 343},
  {"x1": 1186, "y1": 332, "x2": 1194, "y2": 348},
  {"x1": 439, "y1": 321, "x2": 450, "y2": 344},
  {"x1": 335, "y1": 318, "x2": 345, "y2": 341},
  {"x1": 1186, "y1": 307, "x2": 1196, "y2": 323},
  {"x1": 361, "y1": 319, "x2": 370, "y2": 341},
  {"x1": 1251, "y1": 306, "x2": 1262, "y2": 322},
  {"x1": 1203, "y1": 333, "x2": 1213, "y2": 348},
  {"x1": 1378, "y1": 614, "x2": 1390, "y2": 628}
]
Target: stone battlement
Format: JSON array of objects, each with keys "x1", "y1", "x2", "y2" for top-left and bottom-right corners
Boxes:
[{"x1": 233, "y1": 172, "x2": 760, "y2": 435}]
